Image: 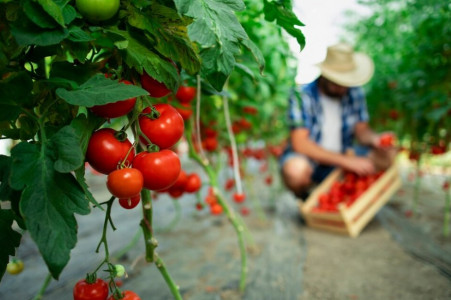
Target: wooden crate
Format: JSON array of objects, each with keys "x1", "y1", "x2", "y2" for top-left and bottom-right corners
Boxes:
[{"x1": 299, "y1": 163, "x2": 402, "y2": 237}]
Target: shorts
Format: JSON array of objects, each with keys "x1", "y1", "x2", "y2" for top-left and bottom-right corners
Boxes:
[{"x1": 279, "y1": 145, "x2": 370, "y2": 183}]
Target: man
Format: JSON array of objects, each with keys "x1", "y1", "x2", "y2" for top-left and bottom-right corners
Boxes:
[{"x1": 280, "y1": 43, "x2": 396, "y2": 198}]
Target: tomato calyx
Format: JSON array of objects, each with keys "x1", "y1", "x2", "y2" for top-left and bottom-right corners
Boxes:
[
  {"x1": 114, "y1": 130, "x2": 128, "y2": 142},
  {"x1": 145, "y1": 142, "x2": 160, "y2": 153},
  {"x1": 142, "y1": 105, "x2": 161, "y2": 120},
  {"x1": 84, "y1": 272, "x2": 98, "y2": 284}
]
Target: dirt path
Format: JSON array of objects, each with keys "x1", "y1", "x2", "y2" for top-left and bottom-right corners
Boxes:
[{"x1": 1, "y1": 162, "x2": 450, "y2": 299}]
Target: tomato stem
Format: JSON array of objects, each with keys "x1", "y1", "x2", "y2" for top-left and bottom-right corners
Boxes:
[
  {"x1": 185, "y1": 121, "x2": 248, "y2": 292},
  {"x1": 155, "y1": 254, "x2": 183, "y2": 300},
  {"x1": 31, "y1": 273, "x2": 52, "y2": 300},
  {"x1": 444, "y1": 181, "x2": 450, "y2": 237}
]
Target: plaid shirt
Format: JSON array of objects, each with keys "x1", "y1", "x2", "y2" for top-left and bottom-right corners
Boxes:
[{"x1": 288, "y1": 78, "x2": 369, "y2": 153}]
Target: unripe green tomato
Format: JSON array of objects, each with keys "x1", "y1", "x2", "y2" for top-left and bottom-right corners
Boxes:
[
  {"x1": 114, "y1": 264, "x2": 126, "y2": 278},
  {"x1": 76, "y1": 0, "x2": 120, "y2": 22},
  {"x1": 6, "y1": 259, "x2": 24, "y2": 275}
]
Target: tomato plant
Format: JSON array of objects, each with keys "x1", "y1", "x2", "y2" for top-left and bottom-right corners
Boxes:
[
  {"x1": 73, "y1": 278, "x2": 109, "y2": 300},
  {"x1": 75, "y1": 0, "x2": 120, "y2": 22},
  {"x1": 132, "y1": 150, "x2": 181, "y2": 191},
  {"x1": 139, "y1": 104, "x2": 184, "y2": 149},
  {"x1": 107, "y1": 168, "x2": 144, "y2": 199},
  {"x1": 86, "y1": 129, "x2": 135, "y2": 175}
]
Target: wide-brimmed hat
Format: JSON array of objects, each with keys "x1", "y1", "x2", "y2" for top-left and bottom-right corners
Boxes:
[{"x1": 317, "y1": 43, "x2": 374, "y2": 87}]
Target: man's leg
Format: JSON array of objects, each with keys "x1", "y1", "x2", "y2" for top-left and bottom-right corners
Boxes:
[{"x1": 281, "y1": 155, "x2": 313, "y2": 198}]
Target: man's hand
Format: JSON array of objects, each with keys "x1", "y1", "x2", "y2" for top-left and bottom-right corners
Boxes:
[
  {"x1": 371, "y1": 132, "x2": 397, "y2": 150},
  {"x1": 340, "y1": 156, "x2": 376, "y2": 176}
]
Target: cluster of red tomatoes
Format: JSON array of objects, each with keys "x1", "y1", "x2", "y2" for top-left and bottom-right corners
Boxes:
[
  {"x1": 313, "y1": 171, "x2": 384, "y2": 213},
  {"x1": 74, "y1": 278, "x2": 140, "y2": 300},
  {"x1": 158, "y1": 170, "x2": 202, "y2": 198},
  {"x1": 204, "y1": 187, "x2": 224, "y2": 215},
  {"x1": 86, "y1": 73, "x2": 198, "y2": 209}
]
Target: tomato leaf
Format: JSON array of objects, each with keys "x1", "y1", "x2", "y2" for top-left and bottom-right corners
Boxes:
[
  {"x1": 50, "y1": 126, "x2": 84, "y2": 173},
  {"x1": 263, "y1": 0, "x2": 305, "y2": 51},
  {"x1": 10, "y1": 23, "x2": 69, "y2": 46},
  {"x1": 127, "y1": 3, "x2": 201, "y2": 75},
  {"x1": 0, "y1": 72, "x2": 33, "y2": 122},
  {"x1": 0, "y1": 155, "x2": 13, "y2": 201},
  {"x1": 56, "y1": 74, "x2": 149, "y2": 107},
  {"x1": 111, "y1": 30, "x2": 180, "y2": 93},
  {"x1": 23, "y1": 0, "x2": 59, "y2": 29},
  {"x1": 10, "y1": 142, "x2": 90, "y2": 279},
  {"x1": 240, "y1": 39, "x2": 265, "y2": 73},
  {"x1": 174, "y1": 0, "x2": 252, "y2": 90},
  {"x1": 0, "y1": 209, "x2": 22, "y2": 281},
  {"x1": 36, "y1": 0, "x2": 66, "y2": 28}
]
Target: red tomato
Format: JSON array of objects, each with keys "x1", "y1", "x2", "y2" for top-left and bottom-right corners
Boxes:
[
  {"x1": 224, "y1": 178, "x2": 235, "y2": 191},
  {"x1": 107, "y1": 168, "x2": 143, "y2": 198},
  {"x1": 119, "y1": 195, "x2": 141, "y2": 209},
  {"x1": 195, "y1": 203, "x2": 203, "y2": 210},
  {"x1": 204, "y1": 195, "x2": 217, "y2": 205},
  {"x1": 171, "y1": 170, "x2": 188, "y2": 190},
  {"x1": 243, "y1": 106, "x2": 258, "y2": 115},
  {"x1": 203, "y1": 137, "x2": 218, "y2": 151},
  {"x1": 168, "y1": 188, "x2": 184, "y2": 198},
  {"x1": 175, "y1": 103, "x2": 192, "y2": 121},
  {"x1": 175, "y1": 86, "x2": 196, "y2": 103},
  {"x1": 86, "y1": 128, "x2": 135, "y2": 174},
  {"x1": 184, "y1": 173, "x2": 202, "y2": 193},
  {"x1": 204, "y1": 128, "x2": 218, "y2": 138},
  {"x1": 240, "y1": 206, "x2": 251, "y2": 216},
  {"x1": 210, "y1": 203, "x2": 223, "y2": 215},
  {"x1": 318, "y1": 193, "x2": 330, "y2": 205},
  {"x1": 139, "y1": 104, "x2": 184, "y2": 149},
  {"x1": 90, "y1": 80, "x2": 137, "y2": 118},
  {"x1": 107, "y1": 290, "x2": 141, "y2": 300},
  {"x1": 233, "y1": 193, "x2": 246, "y2": 203},
  {"x1": 379, "y1": 133, "x2": 395, "y2": 147},
  {"x1": 141, "y1": 71, "x2": 170, "y2": 98},
  {"x1": 443, "y1": 181, "x2": 450, "y2": 191},
  {"x1": 73, "y1": 278, "x2": 109, "y2": 300},
  {"x1": 264, "y1": 175, "x2": 273, "y2": 186},
  {"x1": 132, "y1": 150, "x2": 181, "y2": 191}
]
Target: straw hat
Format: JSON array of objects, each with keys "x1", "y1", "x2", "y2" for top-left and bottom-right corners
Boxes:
[{"x1": 318, "y1": 43, "x2": 374, "y2": 87}]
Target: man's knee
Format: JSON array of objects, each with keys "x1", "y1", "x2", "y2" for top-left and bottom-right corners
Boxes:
[{"x1": 282, "y1": 157, "x2": 313, "y2": 190}]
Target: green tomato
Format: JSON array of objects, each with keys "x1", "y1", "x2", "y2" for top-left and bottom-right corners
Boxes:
[
  {"x1": 114, "y1": 264, "x2": 126, "y2": 278},
  {"x1": 76, "y1": 0, "x2": 120, "y2": 22},
  {"x1": 6, "y1": 259, "x2": 24, "y2": 275}
]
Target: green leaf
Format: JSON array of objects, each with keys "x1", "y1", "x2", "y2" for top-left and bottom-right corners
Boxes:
[
  {"x1": 37, "y1": 0, "x2": 66, "y2": 28},
  {"x1": 0, "y1": 72, "x2": 33, "y2": 122},
  {"x1": 69, "y1": 113, "x2": 105, "y2": 155},
  {"x1": 10, "y1": 142, "x2": 90, "y2": 279},
  {"x1": 50, "y1": 126, "x2": 84, "y2": 173},
  {"x1": 56, "y1": 74, "x2": 149, "y2": 107},
  {"x1": 127, "y1": 4, "x2": 201, "y2": 75},
  {"x1": 263, "y1": 0, "x2": 306, "y2": 50},
  {"x1": 75, "y1": 166, "x2": 101, "y2": 209},
  {"x1": 0, "y1": 209, "x2": 22, "y2": 281},
  {"x1": 11, "y1": 23, "x2": 69, "y2": 46},
  {"x1": 110, "y1": 30, "x2": 180, "y2": 92},
  {"x1": 174, "y1": 0, "x2": 249, "y2": 90},
  {"x1": 0, "y1": 155, "x2": 13, "y2": 201},
  {"x1": 68, "y1": 26, "x2": 94, "y2": 42},
  {"x1": 240, "y1": 38, "x2": 265, "y2": 73},
  {"x1": 23, "y1": 0, "x2": 59, "y2": 29}
]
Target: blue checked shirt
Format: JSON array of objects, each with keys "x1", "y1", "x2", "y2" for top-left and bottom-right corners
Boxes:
[{"x1": 288, "y1": 78, "x2": 369, "y2": 153}]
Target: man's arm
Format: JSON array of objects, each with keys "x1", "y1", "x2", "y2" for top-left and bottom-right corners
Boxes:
[
  {"x1": 354, "y1": 122, "x2": 379, "y2": 147},
  {"x1": 291, "y1": 128, "x2": 375, "y2": 175}
]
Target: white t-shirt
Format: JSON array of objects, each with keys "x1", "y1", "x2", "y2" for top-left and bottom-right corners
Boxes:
[{"x1": 319, "y1": 93, "x2": 342, "y2": 153}]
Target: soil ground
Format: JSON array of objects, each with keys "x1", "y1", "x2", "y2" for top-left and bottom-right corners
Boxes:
[{"x1": 1, "y1": 155, "x2": 450, "y2": 300}]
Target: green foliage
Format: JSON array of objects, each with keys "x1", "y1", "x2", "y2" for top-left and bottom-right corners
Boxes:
[
  {"x1": 0, "y1": 209, "x2": 22, "y2": 281},
  {"x1": 344, "y1": 0, "x2": 451, "y2": 150}
]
